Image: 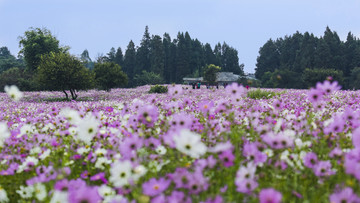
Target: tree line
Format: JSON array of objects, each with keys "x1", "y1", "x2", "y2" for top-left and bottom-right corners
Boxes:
[
  {"x1": 255, "y1": 27, "x2": 360, "y2": 89},
  {"x1": 0, "y1": 27, "x2": 244, "y2": 97}
]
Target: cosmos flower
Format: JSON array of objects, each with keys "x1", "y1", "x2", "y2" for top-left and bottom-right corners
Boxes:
[
  {"x1": 173, "y1": 129, "x2": 207, "y2": 158},
  {"x1": 109, "y1": 160, "x2": 132, "y2": 187},
  {"x1": 0, "y1": 185, "x2": 9, "y2": 203},
  {"x1": 4, "y1": 85, "x2": 23, "y2": 101},
  {"x1": 0, "y1": 122, "x2": 10, "y2": 148},
  {"x1": 259, "y1": 188, "x2": 282, "y2": 203},
  {"x1": 76, "y1": 114, "x2": 100, "y2": 145},
  {"x1": 329, "y1": 187, "x2": 360, "y2": 203},
  {"x1": 142, "y1": 177, "x2": 171, "y2": 197}
]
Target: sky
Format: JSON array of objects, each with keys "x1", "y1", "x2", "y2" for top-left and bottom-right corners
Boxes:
[{"x1": 1, "y1": 0, "x2": 360, "y2": 73}]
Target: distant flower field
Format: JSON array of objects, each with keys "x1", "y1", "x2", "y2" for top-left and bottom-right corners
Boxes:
[{"x1": 1, "y1": 81, "x2": 360, "y2": 203}]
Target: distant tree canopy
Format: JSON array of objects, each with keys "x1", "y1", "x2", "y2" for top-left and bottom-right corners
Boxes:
[
  {"x1": 94, "y1": 62, "x2": 128, "y2": 91},
  {"x1": 37, "y1": 52, "x2": 94, "y2": 100},
  {"x1": 19, "y1": 27, "x2": 68, "y2": 72},
  {"x1": 203, "y1": 64, "x2": 221, "y2": 85},
  {"x1": 255, "y1": 27, "x2": 360, "y2": 89}
]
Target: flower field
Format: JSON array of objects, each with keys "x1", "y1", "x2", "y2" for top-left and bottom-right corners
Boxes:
[{"x1": 1, "y1": 81, "x2": 360, "y2": 202}]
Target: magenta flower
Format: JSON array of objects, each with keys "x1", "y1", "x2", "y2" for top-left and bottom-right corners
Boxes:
[
  {"x1": 142, "y1": 177, "x2": 171, "y2": 197},
  {"x1": 259, "y1": 188, "x2": 282, "y2": 203},
  {"x1": 303, "y1": 152, "x2": 318, "y2": 168},
  {"x1": 313, "y1": 160, "x2": 335, "y2": 177},
  {"x1": 329, "y1": 187, "x2": 360, "y2": 203},
  {"x1": 218, "y1": 149, "x2": 235, "y2": 167}
]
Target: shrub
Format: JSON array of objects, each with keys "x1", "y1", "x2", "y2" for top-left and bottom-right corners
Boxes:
[
  {"x1": 247, "y1": 89, "x2": 281, "y2": 99},
  {"x1": 149, "y1": 85, "x2": 168, "y2": 93}
]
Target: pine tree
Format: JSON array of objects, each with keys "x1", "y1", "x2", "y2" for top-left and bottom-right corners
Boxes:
[
  {"x1": 123, "y1": 40, "x2": 136, "y2": 86},
  {"x1": 150, "y1": 35, "x2": 165, "y2": 77}
]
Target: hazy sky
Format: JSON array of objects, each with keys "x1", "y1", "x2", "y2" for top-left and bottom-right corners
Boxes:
[{"x1": 1, "y1": 0, "x2": 359, "y2": 73}]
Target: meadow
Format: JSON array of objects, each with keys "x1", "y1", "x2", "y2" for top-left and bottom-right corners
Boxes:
[{"x1": 0, "y1": 81, "x2": 359, "y2": 203}]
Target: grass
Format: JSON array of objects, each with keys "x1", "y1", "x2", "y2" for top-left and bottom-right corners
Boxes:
[{"x1": 247, "y1": 89, "x2": 284, "y2": 99}]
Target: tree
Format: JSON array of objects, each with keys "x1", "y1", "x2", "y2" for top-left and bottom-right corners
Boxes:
[
  {"x1": 114, "y1": 47, "x2": 124, "y2": 67},
  {"x1": 136, "y1": 26, "x2": 151, "y2": 74},
  {"x1": 19, "y1": 27, "x2": 67, "y2": 72},
  {"x1": 123, "y1": 40, "x2": 136, "y2": 86},
  {"x1": 302, "y1": 68, "x2": 344, "y2": 88},
  {"x1": 133, "y1": 70, "x2": 164, "y2": 86},
  {"x1": 350, "y1": 67, "x2": 360, "y2": 89},
  {"x1": 203, "y1": 64, "x2": 221, "y2": 85},
  {"x1": 0, "y1": 67, "x2": 36, "y2": 91},
  {"x1": 94, "y1": 62, "x2": 128, "y2": 91},
  {"x1": 150, "y1": 35, "x2": 165, "y2": 76},
  {"x1": 255, "y1": 39, "x2": 280, "y2": 80},
  {"x1": 80, "y1": 49, "x2": 94, "y2": 70},
  {"x1": 37, "y1": 52, "x2": 94, "y2": 100},
  {"x1": 0, "y1": 46, "x2": 25, "y2": 74}
]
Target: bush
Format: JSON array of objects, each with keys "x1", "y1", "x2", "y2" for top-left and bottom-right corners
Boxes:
[
  {"x1": 149, "y1": 85, "x2": 168, "y2": 93},
  {"x1": 247, "y1": 89, "x2": 281, "y2": 99}
]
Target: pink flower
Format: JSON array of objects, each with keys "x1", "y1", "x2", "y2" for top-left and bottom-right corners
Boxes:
[
  {"x1": 259, "y1": 188, "x2": 282, "y2": 203},
  {"x1": 142, "y1": 177, "x2": 171, "y2": 197}
]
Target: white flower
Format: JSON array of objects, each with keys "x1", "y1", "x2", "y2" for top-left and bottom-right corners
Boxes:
[
  {"x1": 59, "y1": 108, "x2": 81, "y2": 125},
  {"x1": 18, "y1": 124, "x2": 37, "y2": 138},
  {"x1": 34, "y1": 183, "x2": 47, "y2": 201},
  {"x1": 16, "y1": 185, "x2": 34, "y2": 199},
  {"x1": 173, "y1": 129, "x2": 207, "y2": 158},
  {"x1": 0, "y1": 185, "x2": 9, "y2": 203},
  {"x1": 109, "y1": 160, "x2": 132, "y2": 187},
  {"x1": 95, "y1": 157, "x2": 111, "y2": 170},
  {"x1": 30, "y1": 147, "x2": 41, "y2": 155},
  {"x1": 77, "y1": 147, "x2": 90, "y2": 155},
  {"x1": 155, "y1": 145, "x2": 167, "y2": 155},
  {"x1": 132, "y1": 165, "x2": 147, "y2": 181},
  {"x1": 50, "y1": 191, "x2": 68, "y2": 203},
  {"x1": 17, "y1": 156, "x2": 39, "y2": 173},
  {"x1": 4, "y1": 85, "x2": 23, "y2": 101},
  {"x1": 76, "y1": 114, "x2": 100, "y2": 144},
  {"x1": 98, "y1": 185, "x2": 116, "y2": 198},
  {"x1": 0, "y1": 122, "x2": 10, "y2": 148},
  {"x1": 39, "y1": 149, "x2": 51, "y2": 160},
  {"x1": 95, "y1": 148, "x2": 107, "y2": 156}
]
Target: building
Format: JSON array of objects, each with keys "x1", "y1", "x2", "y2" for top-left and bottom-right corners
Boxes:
[{"x1": 182, "y1": 72, "x2": 240, "y2": 85}]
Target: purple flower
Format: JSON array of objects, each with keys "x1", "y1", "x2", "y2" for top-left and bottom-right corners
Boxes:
[
  {"x1": 68, "y1": 185, "x2": 101, "y2": 203},
  {"x1": 243, "y1": 142, "x2": 267, "y2": 165},
  {"x1": 303, "y1": 152, "x2": 318, "y2": 168},
  {"x1": 313, "y1": 160, "x2": 335, "y2": 177},
  {"x1": 218, "y1": 149, "x2": 235, "y2": 167},
  {"x1": 329, "y1": 187, "x2": 360, "y2": 203},
  {"x1": 308, "y1": 88, "x2": 323, "y2": 104},
  {"x1": 236, "y1": 179, "x2": 258, "y2": 194},
  {"x1": 259, "y1": 188, "x2": 282, "y2": 203},
  {"x1": 142, "y1": 177, "x2": 171, "y2": 197}
]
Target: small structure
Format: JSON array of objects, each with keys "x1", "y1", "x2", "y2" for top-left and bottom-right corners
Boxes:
[
  {"x1": 183, "y1": 72, "x2": 241, "y2": 86},
  {"x1": 215, "y1": 72, "x2": 240, "y2": 86},
  {"x1": 183, "y1": 77, "x2": 203, "y2": 85}
]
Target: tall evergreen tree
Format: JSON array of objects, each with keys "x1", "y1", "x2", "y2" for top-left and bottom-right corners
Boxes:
[
  {"x1": 255, "y1": 39, "x2": 280, "y2": 80},
  {"x1": 150, "y1": 35, "x2": 165, "y2": 77},
  {"x1": 204, "y1": 43, "x2": 217, "y2": 65},
  {"x1": 136, "y1": 26, "x2": 151, "y2": 75},
  {"x1": 123, "y1": 40, "x2": 136, "y2": 85},
  {"x1": 114, "y1": 47, "x2": 124, "y2": 67}
]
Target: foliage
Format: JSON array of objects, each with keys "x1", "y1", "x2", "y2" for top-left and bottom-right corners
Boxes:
[
  {"x1": 18, "y1": 27, "x2": 68, "y2": 72},
  {"x1": 0, "y1": 47, "x2": 25, "y2": 74},
  {"x1": 94, "y1": 62, "x2": 128, "y2": 91},
  {"x1": 349, "y1": 67, "x2": 360, "y2": 90},
  {"x1": 133, "y1": 70, "x2": 164, "y2": 87},
  {"x1": 37, "y1": 52, "x2": 94, "y2": 100},
  {"x1": 255, "y1": 27, "x2": 360, "y2": 89},
  {"x1": 148, "y1": 84, "x2": 168, "y2": 93},
  {"x1": 203, "y1": 64, "x2": 221, "y2": 85},
  {"x1": 247, "y1": 88, "x2": 280, "y2": 99},
  {"x1": 302, "y1": 68, "x2": 344, "y2": 88},
  {"x1": 0, "y1": 67, "x2": 38, "y2": 91}
]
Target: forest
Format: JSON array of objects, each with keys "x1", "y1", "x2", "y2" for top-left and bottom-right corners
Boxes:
[
  {"x1": 255, "y1": 27, "x2": 360, "y2": 89},
  {"x1": 0, "y1": 26, "x2": 244, "y2": 91}
]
